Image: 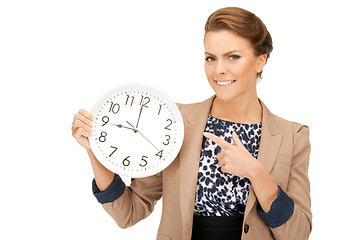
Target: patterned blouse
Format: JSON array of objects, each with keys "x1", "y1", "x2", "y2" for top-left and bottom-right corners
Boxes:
[{"x1": 193, "y1": 114, "x2": 262, "y2": 216}]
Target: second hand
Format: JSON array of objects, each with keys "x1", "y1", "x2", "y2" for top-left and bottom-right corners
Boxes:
[{"x1": 126, "y1": 121, "x2": 159, "y2": 151}]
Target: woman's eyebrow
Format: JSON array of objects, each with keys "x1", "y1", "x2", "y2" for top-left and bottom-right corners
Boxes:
[{"x1": 204, "y1": 50, "x2": 242, "y2": 56}]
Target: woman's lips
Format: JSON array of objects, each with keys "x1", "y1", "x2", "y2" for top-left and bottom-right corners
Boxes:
[{"x1": 215, "y1": 80, "x2": 236, "y2": 87}]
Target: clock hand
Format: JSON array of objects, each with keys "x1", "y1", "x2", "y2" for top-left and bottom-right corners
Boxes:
[
  {"x1": 126, "y1": 121, "x2": 139, "y2": 134},
  {"x1": 135, "y1": 104, "x2": 144, "y2": 130},
  {"x1": 137, "y1": 129, "x2": 160, "y2": 152},
  {"x1": 110, "y1": 123, "x2": 135, "y2": 131},
  {"x1": 126, "y1": 121, "x2": 159, "y2": 151}
]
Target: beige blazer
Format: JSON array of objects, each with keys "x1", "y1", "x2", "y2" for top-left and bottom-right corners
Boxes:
[{"x1": 100, "y1": 94, "x2": 312, "y2": 240}]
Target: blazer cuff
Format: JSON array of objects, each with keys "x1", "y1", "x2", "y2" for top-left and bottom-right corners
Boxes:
[
  {"x1": 92, "y1": 174, "x2": 126, "y2": 204},
  {"x1": 257, "y1": 185, "x2": 294, "y2": 228}
]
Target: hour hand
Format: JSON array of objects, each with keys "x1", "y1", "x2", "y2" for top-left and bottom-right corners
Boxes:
[
  {"x1": 111, "y1": 123, "x2": 134, "y2": 131},
  {"x1": 126, "y1": 121, "x2": 138, "y2": 133}
]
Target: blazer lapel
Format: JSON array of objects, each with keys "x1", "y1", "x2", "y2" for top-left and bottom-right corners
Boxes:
[
  {"x1": 179, "y1": 95, "x2": 216, "y2": 229},
  {"x1": 179, "y1": 94, "x2": 282, "y2": 227},
  {"x1": 243, "y1": 98, "x2": 283, "y2": 219}
]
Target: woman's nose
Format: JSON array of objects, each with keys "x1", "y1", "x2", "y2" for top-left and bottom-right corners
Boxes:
[{"x1": 215, "y1": 60, "x2": 227, "y2": 75}]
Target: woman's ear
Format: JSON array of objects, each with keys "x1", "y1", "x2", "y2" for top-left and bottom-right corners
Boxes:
[{"x1": 256, "y1": 54, "x2": 267, "y2": 74}]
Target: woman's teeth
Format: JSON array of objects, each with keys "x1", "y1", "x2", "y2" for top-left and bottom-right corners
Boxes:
[{"x1": 216, "y1": 80, "x2": 235, "y2": 86}]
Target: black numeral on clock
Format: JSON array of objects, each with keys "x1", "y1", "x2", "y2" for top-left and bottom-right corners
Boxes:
[
  {"x1": 163, "y1": 135, "x2": 170, "y2": 145},
  {"x1": 109, "y1": 146, "x2": 117, "y2": 157},
  {"x1": 139, "y1": 156, "x2": 148, "y2": 167},
  {"x1": 99, "y1": 131, "x2": 107, "y2": 142},
  {"x1": 125, "y1": 95, "x2": 134, "y2": 106},
  {"x1": 156, "y1": 150, "x2": 163, "y2": 159},
  {"x1": 123, "y1": 156, "x2": 130, "y2": 166},
  {"x1": 109, "y1": 102, "x2": 120, "y2": 114},
  {"x1": 164, "y1": 119, "x2": 172, "y2": 130},
  {"x1": 140, "y1": 95, "x2": 150, "y2": 108},
  {"x1": 102, "y1": 116, "x2": 109, "y2": 126}
]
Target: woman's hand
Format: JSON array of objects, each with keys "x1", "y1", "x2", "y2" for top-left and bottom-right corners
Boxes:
[
  {"x1": 203, "y1": 131, "x2": 259, "y2": 178},
  {"x1": 72, "y1": 109, "x2": 94, "y2": 151}
]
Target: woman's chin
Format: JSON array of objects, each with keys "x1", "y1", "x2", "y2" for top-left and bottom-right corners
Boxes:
[{"x1": 213, "y1": 91, "x2": 239, "y2": 102}]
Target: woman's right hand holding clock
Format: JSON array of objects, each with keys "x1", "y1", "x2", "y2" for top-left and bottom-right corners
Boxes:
[{"x1": 72, "y1": 109, "x2": 94, "y2": 151}]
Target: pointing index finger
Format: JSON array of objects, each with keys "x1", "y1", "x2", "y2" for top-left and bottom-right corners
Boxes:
[{"x1": 203, "y1": 132, "x2": 231, "y2": 149}]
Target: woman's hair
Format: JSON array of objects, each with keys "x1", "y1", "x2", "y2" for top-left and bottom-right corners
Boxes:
[{"x1": 204, "y1": 7, "x2": 273, "y2": 79}]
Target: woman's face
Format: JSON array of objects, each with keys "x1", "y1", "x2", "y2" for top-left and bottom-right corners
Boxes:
[{"x1": 204, "y1": 30, "x2": 266, "y2": 101}]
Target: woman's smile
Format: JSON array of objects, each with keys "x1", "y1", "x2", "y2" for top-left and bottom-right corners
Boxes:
[{"x1": 215, "y1": 80, "x2": 236, "y2": 87}]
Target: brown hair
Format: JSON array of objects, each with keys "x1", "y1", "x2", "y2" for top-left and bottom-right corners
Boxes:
[{"x1": 204, "y1": 7, "x2": 273, "y2": 79}]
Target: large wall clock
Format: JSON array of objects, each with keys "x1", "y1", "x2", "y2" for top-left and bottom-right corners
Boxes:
[{"x1": 89, "y1": 83, "x2": 184, "y2": 178}]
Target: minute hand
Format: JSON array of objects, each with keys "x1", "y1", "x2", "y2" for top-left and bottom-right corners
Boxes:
[{"x1": 135, "y1": 104, "x2": 144, "y2": 129}]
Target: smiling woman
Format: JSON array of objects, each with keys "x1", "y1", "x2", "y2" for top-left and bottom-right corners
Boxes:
[
  {"x1": 204, "y1": 6, "x2": 273, "y2": 80},
  {"x1": 204, "y1": 31, "x2": 266, "y2": 103},
  {"x1": 190, "y1": 7, "x2": 311, "y2": 240},
  {"x1": 71, "y1": 6, "x2": 312, "y2": 240},
  {"x1": 203, "y1": 7, "x2": 273, "y2": 124}
]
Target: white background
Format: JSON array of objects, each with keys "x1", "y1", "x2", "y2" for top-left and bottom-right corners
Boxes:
[{"x1": 1, "y1": 0, "x2": 359, "y2": 239}]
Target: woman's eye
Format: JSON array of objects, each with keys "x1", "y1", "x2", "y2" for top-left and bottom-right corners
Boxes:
[
  {"x1": 205, "y1": 56, "x2": 215, "y2": 62},
  {"x1": 229, "y1": 55, "x2": 240, "y2": 60}
]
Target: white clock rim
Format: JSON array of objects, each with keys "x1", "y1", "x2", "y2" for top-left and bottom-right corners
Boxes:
[{"x1": 88, "y1": 83, "x2": 184, "y2": 178}]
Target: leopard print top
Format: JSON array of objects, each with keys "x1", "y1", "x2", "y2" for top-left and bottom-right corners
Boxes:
[{"x1": 193, "y1": 114, "x2": 262, "y2": 216}]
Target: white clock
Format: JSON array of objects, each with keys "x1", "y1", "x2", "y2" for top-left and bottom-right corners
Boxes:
[{"x1": 88, "y1": 83, "x2": 184, "y2": 178}]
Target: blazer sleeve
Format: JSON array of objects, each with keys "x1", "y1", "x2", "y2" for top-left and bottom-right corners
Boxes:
[
  {"x1": 101, "y1": 172, "x2": 163, "y2": 229},
  {"x1": 97, "y1": 102, "x2": 182, "y2": 229},
  {"x1": 269, "y1": 123, "x2": 312, "y2": 239}
]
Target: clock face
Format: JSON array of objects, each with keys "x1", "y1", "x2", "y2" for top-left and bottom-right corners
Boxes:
[{"x1": 89, "y1": 83, "x2": 184, "y2": 178}]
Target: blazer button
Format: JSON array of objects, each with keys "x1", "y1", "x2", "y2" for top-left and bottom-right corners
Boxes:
[{"x1": 244, "y1": 224, "x2": 249, "y2": 233}]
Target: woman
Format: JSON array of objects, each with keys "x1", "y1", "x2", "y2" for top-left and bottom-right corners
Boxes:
[{"x1": 71, "y1": 7, "x2": 312, "y2": 240}]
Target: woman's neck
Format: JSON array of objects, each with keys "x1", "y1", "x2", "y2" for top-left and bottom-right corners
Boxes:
[{"x1": 209, "y1": 94, "x2": 263, "y2": 124}]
